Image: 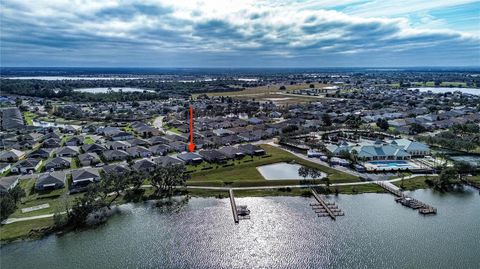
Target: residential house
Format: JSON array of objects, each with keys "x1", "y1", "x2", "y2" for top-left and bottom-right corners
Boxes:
[
  {"x1": 36, "y1": 171, "x2": 66, "y2": 191},
  {"x1": 71, "y1": 168, "x2": 101, "y2": 188},
  {"x1": 56, "y1": 146, "x2": 80, "y2": 157},
  {"x1": 0, "y1": 163, "x2": 11, "y2": 174},
  {"x1": 78, "y1": 153, "x2": 101, "y2": 166},
  {"x1": 82, "y1": 143, "x2": 106, "y2": 154},
  {"x1": 102, "y1": 150, "x2": 130, "y2": 162},
  {"x1": 132, "y1": 158, "x2": 156, "y2": 172},
  {"x1": 177, "y1": 152, "x2": 203, "y2": 164},
  {"x1": 148, "y1": 144, "x2": 170, "y2": 156},
  {"x1": 126, "y1": 146, "x2": 152, "y2": 158},
  {"x1": 199, "y1": 150, "x2": 228, "y2": 163},
  {"x1": 0, "y1": 149, "x2": 25, "y2": 162},
  {"x1": 218, "y1": 146, "x2": 245, "y2": 159},
  {"x1": 28, "y1": 148, "x2": 53, "y2": 159},
  {"x1": 238, "y1": 144, "x2": 266, "y2": 156},
  {"x1": 44, "y1": 157, "x2": 72, "y2": 171},
  {"x1": 11, "y1": 158, "x2": 42, "y2": 174},
  {"x1": 0, "y1": 176, "x2": 19, "y2": 194}
]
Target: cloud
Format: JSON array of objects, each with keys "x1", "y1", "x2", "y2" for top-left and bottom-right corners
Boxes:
[{"x1": 0, "y1": 0, "x2": 478, "y2": 67}]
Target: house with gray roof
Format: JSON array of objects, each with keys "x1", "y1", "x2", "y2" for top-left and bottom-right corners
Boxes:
[
  {"x1": 218, "y1": 146, "x2": 245, "y2": 159},
  {"x1": 152, "y1": 156, "x2": 183, "y2": 167},
  {"x1": 148, "y1": 144, "x2": 170, "y2": 156},
  {"x1": 0, "y1": 149, "x2": 25, "y2": 162},
  {"x1": 28, "y1": 148, "x2": 53, "y2": 159},
  {"x1": 132, "y1": 158, "x2": 156, "y2": 172},
  {"x1": 36, "y1": 171, "x2": 66, "y2": 191},
  {"x1": 55, "y1": 146, "x2": 80, "y2": 157},
  {"x1": 45, "y1": 157, "x2": 72, "y2": 171},
  {"x1": 177, "y1": 152, "x2": 203, "y2": 164},
  {"x1": 71, "y1": 168, "x2": 100, "y2": 188},
  {"x1": 0, "y1": 176, "x2": 19, "y2": 194},
  {"x1": 103, "y1": 150, "x2": 130, "y2": 162},
  {"x1": 11, "y1": 158, "x2": 42, "y2": 174},
  {"x1": 78, "y1": 152, "x2": 101, "y2": 166}
]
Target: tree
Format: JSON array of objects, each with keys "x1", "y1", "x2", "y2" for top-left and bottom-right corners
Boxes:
[
  {"x1": 321, "y1": 113, "x2": 332, "y2": 127},
  {"x1": 150, "y1": 164, "x2": 190, "y2": 197},
  {"x1": 298, "y1": 166, "x2": 309, "y2": 181},
  {"x1": 15, "y1": 98, "x2": 22, "y2": 107},
  {"x1": 99, "y1": 172, "x2": 129, "y2": 209},
  {"x1": 436, "y1": 167, "x2": 458, "y2": 190},
  {"x1": 67, "y1": 185, "x2": 105, "y2": 227},
  {"x1": 0, "y1": 195, "x2": 16, "y2": 220},
  {"x1": 308, "y1": 168, "x2": 323, "y2": 184},
  {"x1": 8, "y1": 185, "x2": 26, "y2": 204},
  {"x1": 376, "y1": 118, "x2": 389, "y2": 131}
]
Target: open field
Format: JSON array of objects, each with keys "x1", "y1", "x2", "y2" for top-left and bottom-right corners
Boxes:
[
  {"x1": 10, "y1": 178, "x2": 82, "y2": 218},
  {"x1": 192, "y1": 83, "x2": 328, "y2": 98},
  {"x1": 187, "y1": 144, "x2": 358, "y2": 186},
  {"x1": 0, "y1": 217, "x2": 54, "y2": 242},
  {"x1": 390, "y1": 81, "x2": 470, "y2": 88},
  {"x1": 23, "y1": 111, "x2": 37, "y2": 125}
]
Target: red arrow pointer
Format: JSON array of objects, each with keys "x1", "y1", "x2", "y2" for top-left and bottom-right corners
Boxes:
[{"x1": 188, "y1": 106, "x2": 196, "y2": 152}]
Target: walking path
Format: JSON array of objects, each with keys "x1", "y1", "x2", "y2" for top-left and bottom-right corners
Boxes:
[{"x1": 2, "y1": 174, "x2": 437, "y2": 225}]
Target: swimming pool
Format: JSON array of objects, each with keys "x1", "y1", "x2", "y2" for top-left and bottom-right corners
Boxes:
[{"x1": 365, "y1": 160, "x2": 417, "y2": 171}]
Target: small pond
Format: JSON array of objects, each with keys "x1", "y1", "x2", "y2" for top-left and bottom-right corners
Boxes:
[
  {"x1": 257, "y1": 162, "x2": 326, "y2": 180},
  {"x1": 74, "y1": 87, "x2": 154, "y2": 93}
]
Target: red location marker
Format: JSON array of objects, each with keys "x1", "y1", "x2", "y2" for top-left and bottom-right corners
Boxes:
[{"x1": 188, "y1": 106, "x2": 196, "y2": 152}]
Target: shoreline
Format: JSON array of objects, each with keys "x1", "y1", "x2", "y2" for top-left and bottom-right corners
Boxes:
[{"x1": 3, "y1": 176, "x2": 473, "y2": 245}]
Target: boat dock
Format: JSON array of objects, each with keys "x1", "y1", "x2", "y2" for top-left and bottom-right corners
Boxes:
[
  {"x1": 376, "y1": 181, "x2": 437, "y2": 215},
  {"x1": 310, "y1": 189, "x2": 344, "y2": 220},
  {"x1": 228, "y1": 189, "x2": 251, "y2": 223},
  {"x1": 229, "y1": 189, "x2": 239, "y2": 223}
]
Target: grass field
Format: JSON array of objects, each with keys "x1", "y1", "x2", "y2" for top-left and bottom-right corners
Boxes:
[
  {"x1": 23, "y1": 111, "x2": 37, "y2": 125},
  {"x1": 10, "y1": 178, "x2": 82, "y2": 218},
  {"x1": 0, "y1": 217, "x2": 54, "y2": 242},
  {"x1": 187, "y1": 144, "x2": 358, "y2": 187},
  {"x1": 192, "y1": 83, "x2": 328, "y2": 98}
]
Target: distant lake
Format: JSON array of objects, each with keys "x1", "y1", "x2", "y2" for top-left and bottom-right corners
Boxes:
[
  {"x1": 2, "y1": 189, "x2": 480, "y2": 268},
  {"x1": 408, "y1": 87, "x2": 479, "y2": 95},
  {"x1": 3, "y1": 76, "x2": 145, "y2": 80},
  {"x1": 74, "y1": 87, "x2": 154, "y2": 93}
]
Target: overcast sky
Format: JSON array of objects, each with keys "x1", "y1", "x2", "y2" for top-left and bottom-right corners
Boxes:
[{"x1": 1, "y1": 0, "x2": 479, "y2": 67}]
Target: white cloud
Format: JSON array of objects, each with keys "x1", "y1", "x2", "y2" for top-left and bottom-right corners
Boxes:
[{"x1": 0, "y1": 0, "x2": 478, "y2": 66}]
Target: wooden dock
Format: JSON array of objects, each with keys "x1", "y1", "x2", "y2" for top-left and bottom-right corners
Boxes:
[
  {"x1": 376, "y1": 181, "x2": 437, "y2": 215},
  {"x1": 229, "y1": 189, "x2": 239, "y2": 223},
  {"x1": 310, "y1": 189, "x2": 344, "y2": 220}
]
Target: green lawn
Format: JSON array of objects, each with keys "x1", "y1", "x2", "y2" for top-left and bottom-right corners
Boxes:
[
  {"x1": 11, "y1": 178, "x2": 82, "y2": 218},
  {"x1": 83, "y1": 137, "x2": 95, "y2": 145},
  {"x1": 188, "y1": 145, "x2": 358, "y2": 186},
  {"x1": 0, "y1": 217, "x2": 54, "y2": 242},
  {"x1": 23, "y1": 111, "x2": 37, "y2": 125}
]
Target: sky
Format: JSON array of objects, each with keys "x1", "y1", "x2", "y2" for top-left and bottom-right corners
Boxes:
[{"x1": 1, "y1": 0, "x2": 479, "y2": 67}]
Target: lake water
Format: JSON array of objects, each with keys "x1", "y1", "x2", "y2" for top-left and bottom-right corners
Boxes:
[
  {"x1": 256, "y1": 162, "x2": 326, "y2": 180},
  {"x1": 74, "y1": 87, "x2": 154, "y2": 93},
  {"x1": 32, "y1": 120, "x2": 80, "y2": 129},
  {"x1": 3, "y1": 76, "x2": 144, "y2": 80},
  {"x1": 408, "y1": 87, "x2": 480, "y2": 95},
  {"x1": 2, "y1": 188, "x2": 480, "y2": 268}
]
